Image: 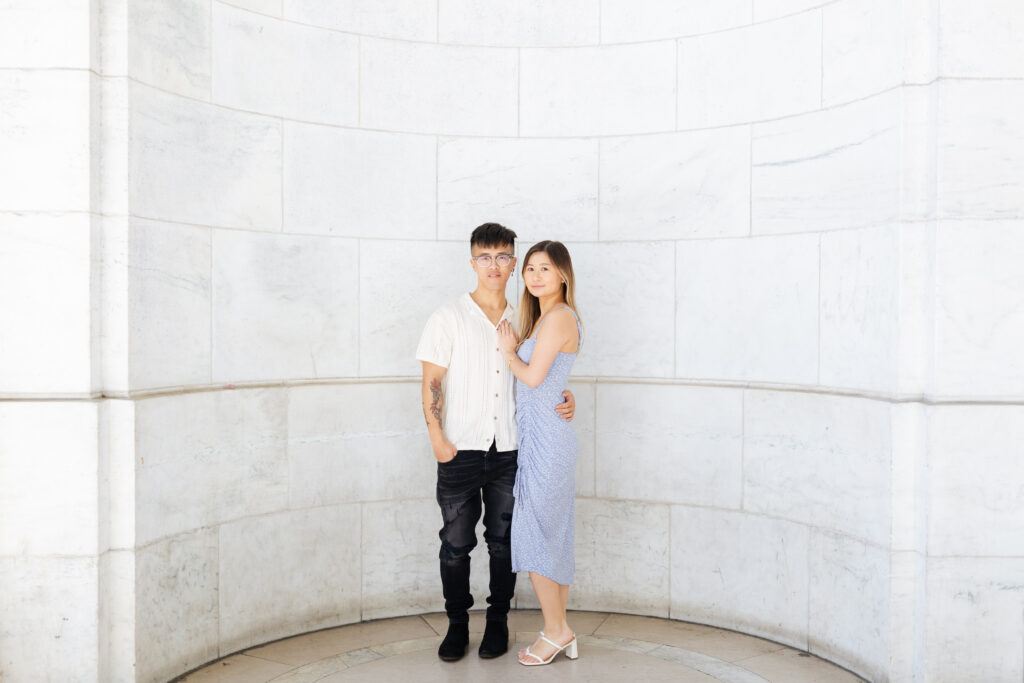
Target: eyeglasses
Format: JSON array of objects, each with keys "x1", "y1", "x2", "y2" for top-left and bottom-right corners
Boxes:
[{"x1": 472, "y1": 254, "x2": 514, "y2": 267}]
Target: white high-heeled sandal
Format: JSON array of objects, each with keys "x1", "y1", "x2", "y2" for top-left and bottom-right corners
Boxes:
[{"x1": 519, "y1": 631, "x2": 579, "y2": 666}]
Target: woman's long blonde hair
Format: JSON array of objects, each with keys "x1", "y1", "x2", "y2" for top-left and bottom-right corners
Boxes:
[{"x1": 517, "y1": 240, "x2": 582, "y2": 351}]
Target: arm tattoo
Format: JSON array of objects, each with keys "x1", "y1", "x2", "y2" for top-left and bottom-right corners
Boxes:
[{"x1": 427, "y1": 378, "x2": 443, "y2": 426}]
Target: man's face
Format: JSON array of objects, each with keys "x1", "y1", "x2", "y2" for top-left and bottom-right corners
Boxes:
[{"x1": 470, "y1": 244, "x2": 517, "y2": 292}]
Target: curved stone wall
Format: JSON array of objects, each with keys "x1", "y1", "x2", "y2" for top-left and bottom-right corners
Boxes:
[{"x1": 3, "y1": 1, "x2": 1024, "y2": 682}]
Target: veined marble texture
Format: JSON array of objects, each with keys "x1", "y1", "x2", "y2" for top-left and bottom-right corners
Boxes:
[
  {"x1": 677, "y1": 11, "x2": 821, "y2": 129},
  {"x1": 927, "y1": 404, "x2": 1024, "y2": 556},
  {"x1": 0, "y1": 402, "x2": 98, "y2": 556},
  {"x1": 128, "y1": 0, "x2": 211, "y2": 99},
  {"x1": 359, "y1": 240, "x2": 475, "y2": 378},
  {"x1": 671, "y1": 507, "x2": 809, "y2": 648},
  {"x1": 937, "y1": 80, "x2": 1024, "y2": 220},
  {"x1": 0, "y1": 214, "x2": 92, "y2": 394},
  {"x1": 0, "y1": 556, "x2": 100, "y2": 682},
  {"x1": 0, "y1": 0, "x2": 90, "y2": 68},
  {"x1": 926, "y1": 557, "x2": 1024, "y2": 682},
  {"x1": 128, "y1": 219, "x2": 212, "y2": 390},
  {"x1": 822, "y1": 0, "x2": 903, "y2": 106},
  {"x1": 808, "y1": 530, "x2": 891, "y2": 682},
  {"x1": 135, "y1": 528, "x2": 219, "y2": 683},
  {"x1": 218, "y1": 505, "x2": 362, "y2": 652},
  {"x1": 130, "y1": 84, "x2": 282, "y2": 230},
  {"x1": 212, "y1": 230, "x2": 359, "y2": 382},
  {"x1": 743, "y1": 390, "x2": 892, "y2": 547},
  {"x1": 752, "y1": 90, "x2": 901, "y2": 235},
  {"x1": 225, "y1": 0, "x2": 282, "y2": 17},
  {"x1": 286, "y1": 383, "x2": 433, "y2": 508},
  {"x1": 933, "y1": 220, "x2": 1024, "y2": 396},
  {"x1": 753, "y1": 0, "x2": 825, "y2": 22},
  {"x1": 574, "y1": 499, "x2": 671, "y2": 615},
  {"x1": 675, "y1": 233, "x2": 819, "y2": 384},
  {"x1": 520, "y1": 42, "x2": 676, "y2": 137},
  {"x1": 213, "y1": 3, "x2": 359, "y2": 125},
  {"x1": 595, "y1": 383, "x2": 743, "y2": 507},
  {"x1": 439, "y1": 0, "x2": 599, "y2": 46},
  {"x1": 283, "y1": 0, "x2": 437, "y2": 41},
  {"x1": 134, "y1": 389, "x2": 289, "y2": 545},
  {"x1": 939, "y1": 0, "x2": 1024, "y2": 78},
  {"x1": 437, "y1": 136, "x2": 599, "y2": 243},
  {"x1": 601, "y1": 0, "x2": 751, "y2": 42},
  {"x1": 360, "y1": 38, "x2": 518, "y2": 136},
  {"x1": 0, "y1": 70, "x2": 90, "y2": 212},
  {"x1": 284, "y1": 123, "x2": 435, "y2": 239},
  {"x1": 569, "y1": 241, "x2": 676, "y2": 378},
  {"x1": 599, "y1": 127, "x2": 750, "y2": 241},
  {"x1": 570, "y1": 381, "x2": 597, "y2": 497}
]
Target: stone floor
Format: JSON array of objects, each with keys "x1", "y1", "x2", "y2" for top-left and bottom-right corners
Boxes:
[{"x1": 177, "y1": 610, "x2": 867, "y2": 683}]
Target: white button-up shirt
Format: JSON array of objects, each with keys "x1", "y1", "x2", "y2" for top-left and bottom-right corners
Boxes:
[{"x1": 416, "y1": 293, "x2": 517, "y2": 452}]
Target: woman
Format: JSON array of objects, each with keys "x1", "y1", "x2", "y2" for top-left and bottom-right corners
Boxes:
[{"x1": 497, "y1": 240, "x2": 583, "y2": 666}]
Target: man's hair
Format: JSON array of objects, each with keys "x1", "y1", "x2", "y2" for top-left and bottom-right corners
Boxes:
[{"x1": 470, "y1": 222, "x2": 516, "y2": 251}]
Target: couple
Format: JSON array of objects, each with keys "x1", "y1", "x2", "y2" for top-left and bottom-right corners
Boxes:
[{"x1": 416, "y1": 223, "x2": 583, "y2": 667}]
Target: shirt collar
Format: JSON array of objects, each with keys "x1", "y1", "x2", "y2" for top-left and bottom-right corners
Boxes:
[{"x1": 462, "y1": 292, "x2": 514, "y2": 326}]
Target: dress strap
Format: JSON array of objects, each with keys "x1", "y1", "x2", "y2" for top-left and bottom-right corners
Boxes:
[{"x1": 535, "y1": 306, "x2": 582, "y2": 346}]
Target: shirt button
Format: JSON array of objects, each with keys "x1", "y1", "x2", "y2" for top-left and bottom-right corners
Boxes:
[
  {"x1": 493, "y1": 416, "x2": 497, "y2": 420},
  {"x1": 495, "y1": 393, "x2": 499, "y2": 397},
  {"x1": 496, "y1": 370, "x2": 499, "y2": 374}
]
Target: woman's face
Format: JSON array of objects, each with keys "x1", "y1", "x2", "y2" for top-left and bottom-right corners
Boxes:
[{"x1": 524, "y1": 251, "x2": 563, "y2": 299}]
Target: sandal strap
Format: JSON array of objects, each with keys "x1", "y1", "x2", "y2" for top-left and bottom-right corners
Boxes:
[
  {"x1": 522, "y1": 646, "x2": 544, "y2": 663},
  {"x1": 539, "y1": 634, "x2": 562, "y2": 649}
]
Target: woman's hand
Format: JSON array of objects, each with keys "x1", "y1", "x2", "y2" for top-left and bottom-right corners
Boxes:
[{"x1": 497, "y1": 319, "x2": 518, "y2": 358}]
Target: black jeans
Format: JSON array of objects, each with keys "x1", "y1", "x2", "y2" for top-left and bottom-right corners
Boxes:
[{"x1": 436, "y1": 440, "x2": 518, "y2": 625}]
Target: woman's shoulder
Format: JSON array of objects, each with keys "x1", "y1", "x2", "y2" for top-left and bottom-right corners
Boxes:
[{"x1": 541, "y1": 307, "x2": 580, "y2": 335}]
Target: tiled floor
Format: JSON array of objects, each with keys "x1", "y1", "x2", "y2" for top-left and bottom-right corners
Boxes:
[{"x1": 178, "y1": 611, "x2": 866, "y2": 683}]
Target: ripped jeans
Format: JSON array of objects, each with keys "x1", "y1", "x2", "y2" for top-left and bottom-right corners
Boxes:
[{"x1": 436, "y1": 440, "x2": 518, "y2": 625}]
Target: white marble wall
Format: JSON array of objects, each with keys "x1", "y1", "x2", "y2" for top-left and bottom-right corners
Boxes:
[{"x1": 3, "y1": 1, "x2": 1022, "y2": 682}]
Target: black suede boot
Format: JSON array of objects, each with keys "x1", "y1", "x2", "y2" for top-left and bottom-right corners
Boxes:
[
  {"x1": 438, "y1": 623, "x2": 469, "y2": 662},
  {"x1": 478, "y1": 620, "x2": 509, "y2": 658}
]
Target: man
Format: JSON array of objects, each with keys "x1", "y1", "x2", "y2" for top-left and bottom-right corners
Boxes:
[{"x1": 416, "y1": 223, "x2": 575, "y2": 662}]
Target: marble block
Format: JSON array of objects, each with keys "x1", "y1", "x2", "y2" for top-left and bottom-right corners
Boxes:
[
  {"x1": 0, "y1": 0, "x2": 90, "y2": 68},
  {"x1": 134, "y1": 389, "x2": 289, "y2": 545},
  {"x1": 0, "y1": 402, "x2": 98, "y2": 556},
  {"x1": 743, "y1": 390, "x2": 892, "y2": 546},
  {"x1": 360, "y1": 38, "x2": 518, "y2": 136},
  {"x1": 895, "y1": 221, "x2": 935, "y2": 396},
  {"x1": 0, "y1": 70, "x2": 90, "y2": 211},
  {"x1": 889, "y1": 403, "x2": 927, "y2": 553},
  {"x1": 937, "y1": 80, "x2": 1024, "y2": 220},
  {"x1": 808, "y1": 531, "x2": 890, "y2": 682},
  {"x1": 819, "y1": 224, "x2": 900, "y2": 393},
  {"x1": 128, "y1": 219, "x2": 211, "y2": 390},
  {"x1": 927, "y1": 404, "x2": 1024, "y2": 556},
  {"x1": 520, "y1": 42, "x2": 676, "y2": 136},
  {"x1": 926, "y1": 557, "x2": 1024, "y2": 682},
  {"x1": 671, "y1": 507, "x2": 809, "y2": 648},
  {"x1": 753, "y1": 0, "x2": 824, "y2": 22},
  {"x1": 752, "y1": 91, "x2": 900, "y2": 235},
  {"x1": 0, "y1": 214, "x2": 92, "y2": 394},
  {"x1": 287, "y1": 383, "x2": 435, "y2": 508},
  {"x1": 437, "y1": 137, "x2": 599, "y2": 243},
  {"x1": 219, "y1": 505, "x2": 362, "y2": 652},
  {"x1": 212, "y1": 230, "x2": 359, "y2": 382},
  {"x1": 439, "y1": 0, "x2": 599, "y2": 46},
  {"x1": 359, "y1": 241, "x2": 475, "y2": 378},
  {"x1": 225, "y1": 0, "x2": 282, "y2": 16},
  {"x1": 99, "y1": 399, "x2": 136, "y2": 554},
  {"x1": 99, "y1": 549, "x2": 136, "y2": 683},
  {"x1": 131, "y1": 84, "x2": 281, "y2": 230},
  {"x1": 939, "y1": 0, "x2": 1024, "y2": 79},
  {"x1": 0, "y1": 556, "x2": 99, "y2": 683},
  {"x1": 678, "y1": 13, "x2": 821, "y2": 128},
  {"x1": 128, "y1": 0, "x2": 210, "y2": 99},
  {"x1": 822, "y1": 0, "x2": 903, "y2": 106},
  {"x1": 570, "y1": 381, "x2": 596, "y2": 497},
  {"x1": 595, "y1": 383, "x2": 743, "y2": 507},
  {"x1": 284, "y1": 123, "x2": 435, "y2": 238},
  {"x1": 284, "y1": 0, "x2": 437, "y2": 41},
  {"x1": 600, "y1": 127, "x2": 750, "y2": 241},
  {"x1": 361, "y1": 499, "x2": 444, "y2": 620},
  {"x1": 675, "y1": 234, "x2": 818, "y2": 384},
  {"x1": 213, "y1": 4, "x2": 359, "y2": 125},
  {"x1": 601, "y1": 0, "x2": 751, "y2": 42},
  {"x1": 569, "y1": 241, "x2": 675, "y2": 378},
  {"x1": 135, "y1": 529, "x2": 219, "y2": 683},
  {"x1": 933, "y1": 220, "x2": 1024, "y2": 396},
  {"x1": 574, "y1": 499, "x2": 670, "y2": 615}
]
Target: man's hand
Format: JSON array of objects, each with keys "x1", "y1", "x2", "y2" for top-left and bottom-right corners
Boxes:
[
  {"x1": 431, "y1": 435, "x2": 457, "y2": 463},
  {"x1": 555, "y1": 389, "x2": 576, "y2": 422}
]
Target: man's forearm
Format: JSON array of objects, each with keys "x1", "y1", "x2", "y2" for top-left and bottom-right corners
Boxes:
[{"x1": 422, "y1": 377, "x2": 446, "y2": 440}]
